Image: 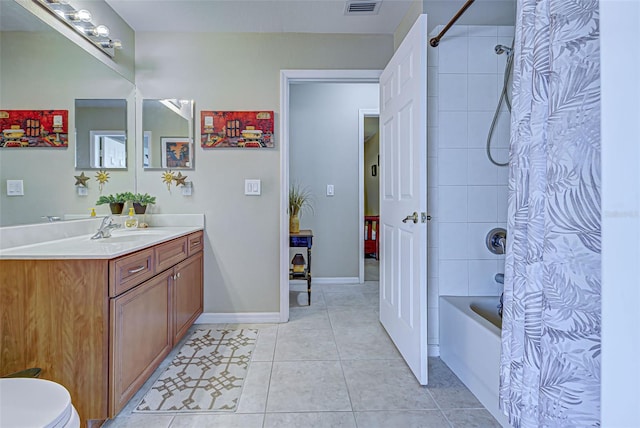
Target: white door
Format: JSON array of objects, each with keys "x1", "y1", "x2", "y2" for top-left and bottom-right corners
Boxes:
[{"x1": 379, "y1": 14, "x2": 428, "y2": 385}]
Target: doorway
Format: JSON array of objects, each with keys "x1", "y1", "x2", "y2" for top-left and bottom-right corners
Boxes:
[
  {"x1": 360, "y1": 110, "x2": 380, "y2": 283},
  {"x1": 279, "y1": 70, "x2": 381, "y2": 323}
]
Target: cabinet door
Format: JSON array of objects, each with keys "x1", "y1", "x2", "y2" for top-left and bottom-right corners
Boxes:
[
  {"x1": 110, "y1": 272, "x2": 172, "y2": 416},
  {"x1": 173, "y1": 252, "x2": 203, "y2": 344}
]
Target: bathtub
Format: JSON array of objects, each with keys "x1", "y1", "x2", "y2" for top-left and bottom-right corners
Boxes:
[{"x1": 439, "y1": 296, "x2": 510, "y2": 427}]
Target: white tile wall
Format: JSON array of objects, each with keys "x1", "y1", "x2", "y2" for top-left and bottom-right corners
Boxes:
[
  {"x1": 427, "y1": 25, "x2": 513, "y2": 354},
  {"x1": 438, "y1": 112, "x2": 468, "y2": 148},
  {"x1": 439, "y1": 186, "x2": 468, "y2": 222},
  {"x1": 438, "y1": 74, "x2": 467, "y2": 111}
]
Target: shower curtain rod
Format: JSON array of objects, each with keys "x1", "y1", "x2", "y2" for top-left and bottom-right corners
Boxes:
[{"x1": 429, "y1": 0, "x2": 475, "y2": 47}]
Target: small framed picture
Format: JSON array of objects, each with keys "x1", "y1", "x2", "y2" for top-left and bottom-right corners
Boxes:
[
  {"x1": 372, "y1": 165, "x2": 377, "y2": 177},
  {"x1": 161, "y1": 137, "x2": 192, "y2": 168}
]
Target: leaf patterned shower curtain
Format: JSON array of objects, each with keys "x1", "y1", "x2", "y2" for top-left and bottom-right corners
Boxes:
[{"x1": 499, "y1": 1, "x2": 601, "y2": 427}]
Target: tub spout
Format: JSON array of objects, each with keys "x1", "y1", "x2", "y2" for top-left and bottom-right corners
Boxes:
[{"x1": 495, "y1": 273, "x2": 504, "y2": 284}]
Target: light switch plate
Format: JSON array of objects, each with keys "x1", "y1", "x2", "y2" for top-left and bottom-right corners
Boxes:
[
  {"x1": 245, "y1": 179, "x2": 261, "y2": 196},
  {"x1": 326, "y1": 184, "x2": 334, "y2": 196},
  {"x1": 7, "y1": 179, "x2": 24, "y2": 196}
]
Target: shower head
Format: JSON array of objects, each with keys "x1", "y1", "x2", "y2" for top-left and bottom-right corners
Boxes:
[{"x1": 495, "y1": 44, "x2": 512, "y2": 55}]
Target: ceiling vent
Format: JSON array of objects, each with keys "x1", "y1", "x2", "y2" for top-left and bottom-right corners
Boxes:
[{"x1": 345, "y1": 0, "x2": 382, "y2": 15}]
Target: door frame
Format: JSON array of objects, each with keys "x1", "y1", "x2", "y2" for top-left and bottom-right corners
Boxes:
[
  {"x1": 279, "y1": 69, "x2": 381, "y2": 322},
  {"x1": 358, "y1": 108, "x2": 380, "y2": 284}
]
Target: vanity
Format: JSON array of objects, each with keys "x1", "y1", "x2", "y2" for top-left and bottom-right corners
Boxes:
[{"x1": 0, "y1": 223, "x2": 204, "y2": 427}]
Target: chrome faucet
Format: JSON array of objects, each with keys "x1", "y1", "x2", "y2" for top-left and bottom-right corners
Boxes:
[
  {"x1": 42, "y1": 215, "x2": 61, "y2": 222},
  {"x1": 91, "y1": 216, "x2": 121, "y2": 239}
]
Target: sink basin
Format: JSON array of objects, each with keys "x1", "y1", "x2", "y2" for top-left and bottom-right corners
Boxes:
[{"x1": 96, "y1": 230, "x2": 166, "y2": 242}]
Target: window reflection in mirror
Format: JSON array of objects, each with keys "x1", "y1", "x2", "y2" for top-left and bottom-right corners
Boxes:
[
  {"x1": 142, "y1": 99, "x2": 194, "y2": 170},
  {"x1": 75, "y1": 99, "x2": 127, "y2": 169}
]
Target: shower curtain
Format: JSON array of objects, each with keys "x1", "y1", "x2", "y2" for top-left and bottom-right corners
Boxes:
[{"x1": 499, "y1": 1, "x2": 601, "y2": 427}]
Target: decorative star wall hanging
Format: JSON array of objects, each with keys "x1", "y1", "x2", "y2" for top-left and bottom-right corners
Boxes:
[
  {"x1": 74, "y1": 172, "x2": 90, "y2": 187},
  {"x1": 173, "y1": 172, "x2": 188, "y2": 186}
]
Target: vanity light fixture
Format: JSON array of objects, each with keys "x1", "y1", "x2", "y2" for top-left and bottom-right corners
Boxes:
[
  {"x1": 66, "y1": 9, "x2": 92, "y2": 22},
  {"x1": 89, "y1": 25, "x2": 110, "y2": 38},
  {"x1": 33, "y1": 0, "x2": 123, "y2": 57}
]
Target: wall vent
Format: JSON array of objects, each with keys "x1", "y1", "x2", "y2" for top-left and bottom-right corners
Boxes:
[{"x1": 345, "y1": 0, "x2": 382, "y2": 15}]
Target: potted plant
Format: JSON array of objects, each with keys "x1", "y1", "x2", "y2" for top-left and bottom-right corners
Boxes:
[
  {"x1": 96, "y1": 192, "x2": 130, "y2": 215},
  {"x1": 289, "y1": 183, "x2": 312, "y2": 233},
  {"x1": 130, "y1": 193, "x2": 156, "y2": 214}
]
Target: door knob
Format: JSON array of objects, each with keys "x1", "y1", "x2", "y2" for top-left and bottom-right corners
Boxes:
[{"x1": 402, "y1": 212, "x2": 419, "y2": 224}]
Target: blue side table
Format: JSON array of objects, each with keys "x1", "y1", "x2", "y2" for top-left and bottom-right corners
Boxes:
[{"x1": 289, "y1": 229, "x2": 313, "y2": 305}]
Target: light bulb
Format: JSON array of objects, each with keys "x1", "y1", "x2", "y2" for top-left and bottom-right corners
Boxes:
[
  {"x1": 69, "y1": 9, "x2": 92, "y2": 22},
  {"x1": 91, "y1": 25, "x2": 110, "y2": 38}
]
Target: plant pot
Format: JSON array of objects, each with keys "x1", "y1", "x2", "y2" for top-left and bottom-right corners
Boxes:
[
  {"x1": 289, "y1": 214, "x2": 300, "y2": 234},
  {"x1": 133, "y1": 203, "x2": 147, "y2": 215},
  {"x1": 109, "y1": 202, "x2": 124, "y2": 215}
]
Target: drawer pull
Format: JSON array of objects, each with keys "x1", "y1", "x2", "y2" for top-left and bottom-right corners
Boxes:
[
  {"x1": 191, "y1": 240, "x2": 201, "y2": 246},
  {"x1": 127, "y1": 265, "x2": 146, "y2": 274}
]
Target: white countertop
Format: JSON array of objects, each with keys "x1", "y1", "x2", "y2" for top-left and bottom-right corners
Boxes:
[{"x1": 0, "y1": 226, "x2": 203, "y2": 260}]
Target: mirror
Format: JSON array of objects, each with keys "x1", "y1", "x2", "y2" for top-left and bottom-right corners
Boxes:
[
  {"x1": 0, "y1": 1, "x2": 136, "y2": 226},
  {"x1": 142, "y1": 99, "x2": 195, "y2": 170},
  {"x1": 75, "y1": 99, "x2": 128, "y2": 169}
]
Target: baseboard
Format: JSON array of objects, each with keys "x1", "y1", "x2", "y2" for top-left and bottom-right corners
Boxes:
[
  {"x1": 195, "y1": 312, "x2": 281, "y2": 324},
  {"x1": 311, "y1": 277, "x2": 360, "y2": 284}
]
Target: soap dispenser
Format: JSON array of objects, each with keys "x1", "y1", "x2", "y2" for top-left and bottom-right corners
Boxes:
[{"x1": 124, "y1": 207, "x2": 138, "y2": 229}]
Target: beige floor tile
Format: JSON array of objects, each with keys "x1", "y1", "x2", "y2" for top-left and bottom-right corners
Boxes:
[
  {"x1": 354, "y1": 410, "x2": 450, "y2": 428},
  {"x1": 103, "y1": 414, "x2": 173, "y2": 428},
  {"x1": 169, "y1": 413, "x2": 264, "y2": 428},
  {"x1": 443, "y1": 408, "x2": 501, "y2": 427},
  {"x1": 274, "y1": 327, "x2": 339, "y2": 361},
  {"x1": 333, "y1": 325, "x2": 402, "y2": 360},
  {"x1": 236, "y1": 361, "x2": 272, "y2": 413},
  {"x1": 342, "y1": 359, "x2": 437, "y2": 411},
  {"x1": 266, "y1": 361, "x2": 352, "y2": 412},
  {"x1": 264, "y1": 412, "x2": 357, "y2": 428}
]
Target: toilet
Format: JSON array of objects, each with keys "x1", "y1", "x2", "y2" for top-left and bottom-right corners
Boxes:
[{"x1": 0, "y1": 378, "x2": 80, "y2": 428}]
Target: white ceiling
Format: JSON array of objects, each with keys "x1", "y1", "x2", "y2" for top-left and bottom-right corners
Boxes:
[{"x1": 105, "y1": 0, "x2": 516, "y2": 34}]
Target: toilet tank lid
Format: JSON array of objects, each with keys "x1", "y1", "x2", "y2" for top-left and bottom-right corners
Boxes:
[{"x1": 0, "y1": 378, "x2": 73, "y2": 428}]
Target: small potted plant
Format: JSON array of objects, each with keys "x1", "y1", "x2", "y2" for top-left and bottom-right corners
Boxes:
[
  {"x1": 289, "y1": 183, "x2": 313, "y2": 233},
  {"x1": 130, "y1": 193, "x2": 156, "y2": 214},
  {"x1": 96, "y1": 192, "x2": 130, "y2": 215}
]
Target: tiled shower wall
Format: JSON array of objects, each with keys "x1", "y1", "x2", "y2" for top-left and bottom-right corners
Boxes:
[{"x1": 427, "y1": 25, "x2": 514, "y2": 355}]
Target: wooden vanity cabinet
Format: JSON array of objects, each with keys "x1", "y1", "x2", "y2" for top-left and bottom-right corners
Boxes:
[
  {"x1": 0, "y1": 230, "x2": 204, "y2": 427},
  {"x1": 173, "y1": 251, "x2": 204, "y2": 344},
  {"x1": 109, "y1": 271, "x2": 173, "y2": 414},
  {"x1": 109, "y1": 231, "x2": 204, "y2": 416}
]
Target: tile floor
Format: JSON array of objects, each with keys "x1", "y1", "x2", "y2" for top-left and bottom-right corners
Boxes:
[{"x1": 104, "y1": 270, "x2": 500, "y2": 428}]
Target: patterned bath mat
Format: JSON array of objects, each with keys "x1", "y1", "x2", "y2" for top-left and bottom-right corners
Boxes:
[{"x1": 135, "y1": 328, "x2": 258, "y2": 413}]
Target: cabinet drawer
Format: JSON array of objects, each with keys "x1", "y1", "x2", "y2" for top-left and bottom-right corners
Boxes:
[
  {"x1": 155, "y1": 237, "x2": 188, "y2": 273},
  {"x1": 187, "y1": 231, "x2": 204, "y2": 256},
  {"x1": 109, "y1": 248, "x2": 155, "y2": 297}
]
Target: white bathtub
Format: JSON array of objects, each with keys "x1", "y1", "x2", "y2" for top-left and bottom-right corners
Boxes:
[{"x1": 439, "y1": 296, "x2": 510, "y2": 427}]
